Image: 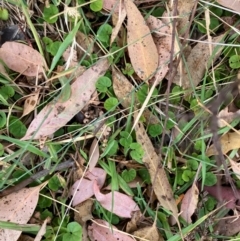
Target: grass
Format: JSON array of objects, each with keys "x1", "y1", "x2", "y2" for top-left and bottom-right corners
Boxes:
[{"x1": 1, "y1": 0, "x2": 240, "y2": 240}]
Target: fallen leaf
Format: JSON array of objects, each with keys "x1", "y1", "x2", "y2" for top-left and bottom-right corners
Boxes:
[
  {"x1": 180, "y1": 183, "x2": 199, "y2": 223},
  {"x1": 74, "y1": 199, "x2": 94, "y2": 225},
  {"x1": 88, "y1": 219, "x2": 135, "y2": 241},
  {"x1": 217, "y1": 107, "x2": 240, "y2": 128},
  {"x1": 0, "y1": 185, "x2": 41, "y2": 241},
  {"x1": 103, "y1": 0, "x2": 121, "y2": 13},
  {"x1": 126, "y1": 210, "x2": 142, "y2": 233},
  {"x1": 124, "y1": 0, "x2": 158, "y2": 81},
  {"x1": 22, "y1": 90, "x2": 40, "y2": 117},
  {"x1": 146, "y1": 15, "x2": 172, "y2": 84},
  {"x1": 134, "y1": 119, "x2": 179, "y2": 222},
  {"x1": 0, "y1": 42, "x2": 46, "y2": 76},
  {"x1": 112, "y1": 67, "x2": 159, "y2": 124},
  {"x1": 93, "y1": 180, "x2": 140, "y2": 218},
  {"x1": 216, "y1": 0, "x2": 240, "y2": 13},
  {"x1": 89, "y1": 138, "x2": 100, "y2": 171},
  {"x1": 22, "y1": 58, "x2": 109, "y2": 140},
  {"x1": 172, "y1": 34, "x2": 225, "y2": 89},
  {"x1": 76, "y1": 31, "x2": 94, "y2": 60},
  {"x1": 206, "y1": 132, "x2": 240, "y2": 156},
  {"x1": 71, "y1": 167, "x2": 106, "y2": 207},
  {"x1": 133, "y1": 225, "x2": 164, "y2": 241},
  {"x1": 110, "y1": 8, "x2": 127, "y2": 44},
  {"x1": 74, "y1": 199, "x2": 93, "y2": 241},
  {"x1": 175, "y1": 0, "x2": 196, "y2": 36},
  {"x1": 34, "y1": 218, "x2": 48, "y2": 241}
]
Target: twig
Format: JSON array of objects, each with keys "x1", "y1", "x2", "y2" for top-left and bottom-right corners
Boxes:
[{"x1": 0, "y1": 159, "x2": 75, "y2": 198}]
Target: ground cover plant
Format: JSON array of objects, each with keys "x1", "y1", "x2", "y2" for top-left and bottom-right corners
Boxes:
[{"x1": 1, "y1": 0, "x2": 240, "y2": 240}]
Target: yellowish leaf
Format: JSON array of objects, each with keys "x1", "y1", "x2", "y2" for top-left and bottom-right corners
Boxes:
[
  {"x1": 22, "y1": 90, "x2": 40, "y2": 117},
  {"x1": 133, "y1": 225, "x2": 164, "y2": 241},
  {"x1": 207, "y1": 132, "x2": 240, "y2": 156},
  {"x1": 124, "y1": 0, "x2": 158, "y2": 81}
]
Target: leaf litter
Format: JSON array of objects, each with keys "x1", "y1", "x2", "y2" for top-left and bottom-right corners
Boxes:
[{"x1": 1, "y1": 1, "x2": 240, "y2": 240}]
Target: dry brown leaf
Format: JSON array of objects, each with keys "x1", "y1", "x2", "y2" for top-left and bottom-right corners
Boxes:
[
  {"x1": 74, "y1": 199, "x2": 94, "y2": 225},
  {"x1": 89, "y1": 138, "x2": 100, "y2": 171},
  {"x1": 217, "y1": 107, "x2": 240, "y2": 128},
  {"x1": 146, "y1": 15, "x2": 171, "y2": 85},
  {"x1": 74, "y1": 200, "x2": 93, "y2": 241},
  {"x1": 22, "y1": 90, "x2": 40, "y2": 117},
  {"x1": 175, "y1": 0, "x2": 195, "y2": 36},
  {"x1": 180, "y1": 183, "x2": 199, "y2": 223},
  {"x1": 88, "y1": 219, "x2": 135, "y2": 241},
  {"x1": 0, "y1": 42, "x2": 46, "y2": 77},
  {"x1": 0, "y1": 185, "x2": 41, "y2": 241},
  {"x1": 110, "y1": 8, "x2": 127, "y2": 44},
  {"x1": 172, "y1": 34, "x2": 225, "y2": 89},
  {"x1": 206, "y1": 132, "x2": 240, "y2": 156},
  {"x1": 76, "y1": 31, "x2": 94, "y2": 60},
  {"x1": 124, "y1": 0, "x2": 158, "y2": 81},
  {"x1": 112, "y1": 67, "x2": 159, "y2": 124},
  {"x1": 126, "y1": 210, "x2": 142, "y2": 233},
  {"x1": 134, "y1": 119, "x2": 179, "y2": 222},
  {"x1": 133, "y1": 225, "x2": 164, "y2": 241},
  {"x1": 216, "y1": 0, "x2": 240, "y2": 13},
  {"x1": 22, "y1": 58, "x2": 109, "y2": 140},
  {"x1": 34, "y1": 218, "x2": 48, "y2": 241}
]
